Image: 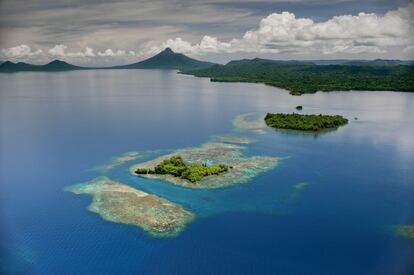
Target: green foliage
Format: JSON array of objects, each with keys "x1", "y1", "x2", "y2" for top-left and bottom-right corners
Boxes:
[
  {"x1": 135, "y1": 168, "x2": 151, "y2": 174},
  {"x1": 264, "y1": 113, "x2": 348, "y2": 131},
  {"x1": 135, "y1": 155, "x2": 230, "y2": 182},
  {"x1": 154, "y1": 155, "x2": 187, "y2": 176},
  {"x1": 182, "y1": 59, "x2": 414, "y2": 94}
]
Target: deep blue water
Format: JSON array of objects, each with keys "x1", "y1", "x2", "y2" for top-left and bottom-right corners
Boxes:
[{"x1": 1, "y1": 70, "x2": 413, "y2": 275}]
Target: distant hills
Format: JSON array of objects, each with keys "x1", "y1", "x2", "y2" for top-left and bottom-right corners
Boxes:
[
  {"x1": 303, "y1": 59, "x2": 414, "y2": 66},
  {"x1": 1, "y1": 48, "x2": 413, "y2": 75},
  {"x1": 0, "y1": 60, "x2": 82, "y2": 72},
  {"x1": 112, "y1": 48, "x2": 215, "y2": 70},
  {"x1": 224, "y1": 58, "x2": 314, "y2": 67},
  {"x1": 342, "y1": 59, "x2": 414, "y2": 66},
  {"x1": 0, "y1": 48, "x2": 215, "y2": 73},
  {"x1": 221, "y1": 58, "x2": 414, "y2": 67}
]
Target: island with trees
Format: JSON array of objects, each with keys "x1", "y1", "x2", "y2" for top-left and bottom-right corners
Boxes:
[
  {"x1": 131, "y1": 142, "x2": 279, "y2": 189},
  {"x1": 135, "y1": 155, "x2": 230, "y2": 182},
  {"x1": 264, "y1": 113, "x2": 348, "y2": 131}
]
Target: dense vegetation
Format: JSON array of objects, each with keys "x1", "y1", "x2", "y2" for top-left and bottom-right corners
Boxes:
[
  {"x1": 264, "y1": 113, "x2": 348, "y2": 131},
  {"x1": 135, "y1": 155, "x2": 230, "y2": 182},
  {"x1": 182, "y1": 58, "x2": 414, "y2": 95}
]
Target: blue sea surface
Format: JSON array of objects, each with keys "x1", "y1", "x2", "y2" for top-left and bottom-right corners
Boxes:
[{"x1": 1, "y1": 70, "x2": 413, "y2": 275}]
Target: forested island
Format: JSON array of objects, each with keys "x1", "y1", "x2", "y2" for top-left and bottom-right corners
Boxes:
[
  {"x1": 183, "y1": 58, "x2": 414, "y2": 95},
  {"x1": 131, "y1": 142, "x2": 279, "y2": 189},
  {"x1": 135, "y1": 155, "x2": 230, "y2": 182},
  {"x1": 264, "y1": 113, "x2": 348, "y2": 131}
]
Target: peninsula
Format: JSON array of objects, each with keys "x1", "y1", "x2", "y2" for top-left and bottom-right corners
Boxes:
[
  {"x1": 183, "y1": 58, "x2": 414, "y2": 95},
  {"x1": 264, "y1": 113, "x2": 348, "y2": 131}
]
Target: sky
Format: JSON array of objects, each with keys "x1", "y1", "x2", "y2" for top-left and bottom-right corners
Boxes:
[{"x1": 0, "y1": 0, "x2": 413, "y2": 65}]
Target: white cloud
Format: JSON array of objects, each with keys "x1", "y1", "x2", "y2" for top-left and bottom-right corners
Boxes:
[
  {"x1": 84, "y1": 47, "x2": 95, "y2": 57},
  {"x1": 97, "y1": 49, "x2": 129, "y2": 57},
  {"x1": 152, "y1": 4, "x2": 414, "y2": 56},
  {"x1": 48, "y1": 44, "x2": 67, "y2": 56},
  {"x1": 49, "y1": 44, "x2": 96, "y2": 57},
  {"x1": 1, "y1": 44, "x2": 42, "y2": 58},
  {"x1": 150, "y1": 36, "x2": 233, "y2": 55}
]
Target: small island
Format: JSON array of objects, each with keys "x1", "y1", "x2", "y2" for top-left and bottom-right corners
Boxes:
[
  {"x1": 136, "y1": 155, "x2": 230, "y2": 182},
  {"x1": 131, "y1": 142, "x2": 279, "y2": 189},
  {"x1": 264, "y1": 113, "x2": 348, "y2": 131}
]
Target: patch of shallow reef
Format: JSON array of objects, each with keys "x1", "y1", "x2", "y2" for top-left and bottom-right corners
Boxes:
[
  {"x1": 390, "y1": 224, "x2": 414, "y2": 240},
  {"x1": 286, "y1": 182, "x2": 311, "y2": 204},
  {"x1": 91, "y1": 151, "x2": 143, "y2": 172},
  {"x1": 65, "y1": 177, "x2": 194, "y2": 238},
  {"x1": 211, "y1": 135, "x2": 256, "y2": 144},
  {"x1": 232, "y1": 113, "x2": 268, "y2": 134}
]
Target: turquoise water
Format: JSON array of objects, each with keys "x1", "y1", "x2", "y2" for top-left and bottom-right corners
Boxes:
[{"x1": 1, "y1": 70, "x2": 413, "y2": 274}]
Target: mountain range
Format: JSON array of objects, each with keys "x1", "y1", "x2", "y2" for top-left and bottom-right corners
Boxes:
[
  {"x1": 1, "y1": 48, "x2": 413, "y2": 73},
  {"x1": 0, "y1": 59, "x2": 82, "y2": 72},
  {"x1": 0, "y1": 48, "x2": 215, "y2": 72}
]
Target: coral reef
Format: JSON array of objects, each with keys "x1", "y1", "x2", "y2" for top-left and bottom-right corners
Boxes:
[{"x1": 66, "y1": 177, "x2": 194, "y2": 238}]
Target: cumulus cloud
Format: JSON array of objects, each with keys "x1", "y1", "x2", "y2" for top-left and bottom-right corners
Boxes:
[
  {"x1": 48, "y1": 44, "x2": 67, "y2": 56},
  {"x1": 49, "y1": 44, "x2": 96, "y2": 57},
  {"x1": 152, "y1": 4, "x2": 414, "y2": 56},
  {"x1": 1, "y1": 44, "x2": 42, "y2": 58},
  {"x1": 84, "y1": 47, "x2": 96, "y2": 57},
  {"x1": 97, "y1": 49, "x2": 136, "y2": 57},
  {"x1": 1, "y1": 43, "x2": 139, "y2": 63}
]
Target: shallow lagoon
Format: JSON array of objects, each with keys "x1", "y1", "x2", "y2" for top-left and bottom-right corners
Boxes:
[{"x1": 1, "y1": 70, "x2": 414, "y2": 274}]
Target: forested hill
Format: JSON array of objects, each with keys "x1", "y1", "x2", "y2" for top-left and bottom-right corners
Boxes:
[
  {"x1": 113, "y1": 48, "x2": 216, "y2": 70},
  {"x1": 0, "y1": 60, "x2": 83, "y2": 72},
  {"x1": 182, "y1": 58, "x2": 414, "y2": 95}
]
